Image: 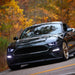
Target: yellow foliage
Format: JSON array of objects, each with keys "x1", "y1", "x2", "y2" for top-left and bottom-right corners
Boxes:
[
  {"x1": 4, "y1": 0, "x2": 18, "y2": 8},
  {"x1": 14, "y1": 23, "x2": 18, "y2": 29},
  {"x1": 0, "y1": 0, "x2": 34, "y2": 36},
  {"x1": 49, "y1": 4, "x2": 59, "y2": 11}
]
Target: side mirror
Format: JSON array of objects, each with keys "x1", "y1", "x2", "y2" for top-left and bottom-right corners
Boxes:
[
  {"x1": 13, "y1": 37, "x2": 18, "y2": 40},
  {"x1": 67, "y1": 28, "x2": 73, "y2": 32}
]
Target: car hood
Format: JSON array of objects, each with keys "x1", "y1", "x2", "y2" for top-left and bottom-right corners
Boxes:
[{"x1": 9, "y1": 34, "x2": 63, "y2": 48}]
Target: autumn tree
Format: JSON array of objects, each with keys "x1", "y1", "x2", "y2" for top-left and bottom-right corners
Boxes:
[
  {"x1": 55, "y1": 0, "x2": 75, "y2": 27},
  {"x1": 17, "y1": 0, "x2": 75, "y2": 28},
  {"x1": 17, "y1": 0, "x2": 60, "y2": 23},
  {"x1": 0, "y1": 0, "x2": 33, "y2": 38}
]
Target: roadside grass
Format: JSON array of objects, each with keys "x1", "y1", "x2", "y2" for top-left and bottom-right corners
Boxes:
[{"x1": 0, "y1": 37, "x2": 9, "y2": 72}]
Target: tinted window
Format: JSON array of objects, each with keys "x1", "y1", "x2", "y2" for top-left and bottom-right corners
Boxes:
[{"x1": 20, "y1": 23, "x2": 62, "y2": 39}]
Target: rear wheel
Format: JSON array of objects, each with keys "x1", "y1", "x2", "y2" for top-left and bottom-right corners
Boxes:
[
  {"x1": 62, "y1": 42, "x2": 69, "y2": 60},
  {"x1": 9, "y1": 65, "x2": 21, "y2": 70}
]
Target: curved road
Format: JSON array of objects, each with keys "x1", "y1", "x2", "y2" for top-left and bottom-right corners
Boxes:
[{"x1": 0, "y1": 56, "x2": 75, "y2": 75}]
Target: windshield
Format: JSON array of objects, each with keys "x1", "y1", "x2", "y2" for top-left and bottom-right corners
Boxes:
[{"x1": 20, "y1": 23, "x2": 62, "y2": 39}]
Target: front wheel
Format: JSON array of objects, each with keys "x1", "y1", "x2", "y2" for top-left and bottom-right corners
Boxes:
[
  {"x1": 74, "y1": 54, "x2": 75, "y2": 57},
  {"x1": 62, "y1": 42, "x2": 69, "y2": 60}
]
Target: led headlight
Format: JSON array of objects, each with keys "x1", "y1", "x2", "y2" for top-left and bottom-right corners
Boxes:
[
  {"x1": 7, "y1": 55, "x2": 12, "y2": 58},
  {"x1": 8, "y1": 48, "x2": 14, "y2": 52},
  {"x1": 48, "y1": 42, "x2": 57, "y2": 46}
]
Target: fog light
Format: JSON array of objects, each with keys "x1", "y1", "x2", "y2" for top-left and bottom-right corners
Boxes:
[
  {"x1": 53, "y1": 48, "x2": 60, "y2": 52},
  {"x1": 7, "y1": 55, "x2": 12, "y2": 58}
]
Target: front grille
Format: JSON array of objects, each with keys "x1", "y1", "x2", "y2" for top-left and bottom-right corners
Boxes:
[{"x1": 14, "y1": 45, "x2": 48, "y2": 55}]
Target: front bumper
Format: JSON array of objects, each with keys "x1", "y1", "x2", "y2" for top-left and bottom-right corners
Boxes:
[{"x1": 7, "y1": 44, "x2": 63, "y2": 66}]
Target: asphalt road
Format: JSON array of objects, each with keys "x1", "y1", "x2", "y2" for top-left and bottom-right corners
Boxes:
[{"x1": 0, "y1": 55, "x2": 75, "y2": 75}]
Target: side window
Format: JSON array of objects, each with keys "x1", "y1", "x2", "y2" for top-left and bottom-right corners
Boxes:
[{"x1": 63, "y1": 23, "x2": 68, "y2": 31}]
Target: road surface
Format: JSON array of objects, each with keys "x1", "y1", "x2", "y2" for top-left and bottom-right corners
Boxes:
[{"x1": 0, "y1": 56, "x2": 75, "y2": 75}]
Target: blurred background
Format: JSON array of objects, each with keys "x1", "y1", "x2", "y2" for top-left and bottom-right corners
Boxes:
[{"x1": 0, "y1": 0, "x2": 75, "y2": 72}]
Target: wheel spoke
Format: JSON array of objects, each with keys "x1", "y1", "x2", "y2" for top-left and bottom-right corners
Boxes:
[{"x1": 63, "y1": 42, "x2": 69, "y2": 60}]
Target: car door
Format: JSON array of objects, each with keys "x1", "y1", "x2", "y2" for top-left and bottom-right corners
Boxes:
[
  {"x1": 71, "y1": 28, "x2": 75, "y2": 53},
  {"x1": 63, "y1": 24, "x2": 75, "y2": 53},
  {"x1": 72, "y1": 28, "x2": 75, "y2": 41}
]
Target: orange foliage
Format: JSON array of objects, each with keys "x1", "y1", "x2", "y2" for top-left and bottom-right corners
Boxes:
[
  {"x1": 0, "y1": 0, "x2": 11, "y2": 5},
  {"x1": 0, "y1": 32, "x2": 1, "y2": 37},
  {"x1": 67, "y1": 0, "x2": 73, "y2": 3}
]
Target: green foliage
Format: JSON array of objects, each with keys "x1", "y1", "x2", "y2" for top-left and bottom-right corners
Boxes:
[
  {"x1": 1, "y1": 24, "x2": 12, "y2": 32},
  {"x1": 0, "y1": 37, "x2": 9, "y2": 72},
  {"x1": 0, "y1": 37, "x2": 9, "y2": 55}
]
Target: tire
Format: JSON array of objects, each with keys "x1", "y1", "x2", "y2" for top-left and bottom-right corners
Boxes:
[
  {"x1": 9, "y1": 65, "x2": 21, "y2": 70},
  {"x1": 74, "y1": 54, "x2": 75, "y2": 57},
  {"x1": 62, "y1": 42, "x2": 69, "y2": 60}
]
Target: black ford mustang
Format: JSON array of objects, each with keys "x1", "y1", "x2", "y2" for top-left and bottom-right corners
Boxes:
[{"x1": 7, "y1": 21, "x2": 75, "y2": 70}]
